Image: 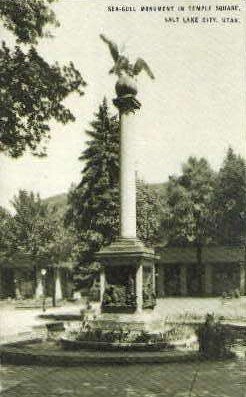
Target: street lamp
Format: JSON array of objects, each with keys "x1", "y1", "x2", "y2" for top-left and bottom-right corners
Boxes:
[{"x1": 41, "y1": 268, "x2": 47, "y2": 312}]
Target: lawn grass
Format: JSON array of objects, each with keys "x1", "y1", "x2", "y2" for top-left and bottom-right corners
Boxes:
[{"x1": 155, "y1": 296, "x2": 246, "y2": 322}]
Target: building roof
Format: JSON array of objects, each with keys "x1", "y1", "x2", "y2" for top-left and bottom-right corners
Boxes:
[{"x1": 157, "y1": 246, "x2": 245, "y2": 265}]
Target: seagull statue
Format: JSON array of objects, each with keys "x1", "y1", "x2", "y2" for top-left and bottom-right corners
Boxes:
[{"x1": 100, "y1": 34, "x2": 155, "y2": 79}]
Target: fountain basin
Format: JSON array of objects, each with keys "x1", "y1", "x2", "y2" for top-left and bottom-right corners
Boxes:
[
  {"x1": 0, "y1": 340, "x2": 200, "y2": 366},
  {"x1": 60, "y1": 338, "x2": 170, "y2": 351}
]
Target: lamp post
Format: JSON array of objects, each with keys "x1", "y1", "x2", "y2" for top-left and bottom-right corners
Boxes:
[{"x1": 41, "y1": 268, "x2": 47, "y2": 312}]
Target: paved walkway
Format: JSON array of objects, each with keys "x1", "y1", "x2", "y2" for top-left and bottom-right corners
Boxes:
[
  {"x1": 0, "y1": 301, "x2": 83, "y2": 344},
  {"x1": 1, "y1": 297, "x2": 246, "y2": 344},
  {"x1": 0, "y1": 358, "x2": 244, "y2": 397}
]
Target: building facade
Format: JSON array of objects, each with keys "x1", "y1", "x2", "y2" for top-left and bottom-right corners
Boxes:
[
  {"x1": 1, "y1": 246, "x2": 245, "y2": 300},
  {"x1": 156, "y1": 246, "x2": 245, "y2": 297},
  {"x1": 0, "y1": 263, "x2": 73, "y2": 301}
]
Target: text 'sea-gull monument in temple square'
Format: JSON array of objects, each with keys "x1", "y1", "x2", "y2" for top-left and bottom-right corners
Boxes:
[{"x1": 96, "y1": 35, "x2": 156, "y2": 315}]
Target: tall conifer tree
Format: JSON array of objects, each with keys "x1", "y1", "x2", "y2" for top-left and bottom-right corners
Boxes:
[
  {"x1": 66, "y1": 99, "x2": 163, "y2": 288},
  {"x1": 66, "y1": 98, "x2": 120, "y2": 286},
  {"x1": 213, "y1": 148, "x2": 246, "y2": 245}
]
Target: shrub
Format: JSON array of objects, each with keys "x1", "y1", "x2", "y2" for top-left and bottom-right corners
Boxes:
[
  {"x1": 89, "y1": 282, "x2": 100, "y2": 301},
  {"x1": 102, "y1": 285, "x2": 136, "y2": 308},
  {"x1": 197, "y1": 313, "x2": 234, "y2": 359}
]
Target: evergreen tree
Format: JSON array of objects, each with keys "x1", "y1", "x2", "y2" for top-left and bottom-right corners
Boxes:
[
  {"x1": 66, "y1": 99, "x2": 163, "y2": 288},
  {"x1": 0, "y1": 0, "x2": 86, "y2": 157},
  {"x1": 66, "y1": 98, "x2": 120, "y2": 286},
  {"x1": 213, "y1": 148, "x2": 246, "y2": 245}
]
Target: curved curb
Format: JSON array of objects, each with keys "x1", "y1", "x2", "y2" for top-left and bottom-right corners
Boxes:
[
  {"x1": 0, "y1": 342, "x2": 201, "y2": 366},
  {"x1": 60, "y1": 338, "x2": 170, "y2": 352}
]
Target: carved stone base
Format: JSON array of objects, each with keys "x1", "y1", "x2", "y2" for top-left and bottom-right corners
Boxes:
[{"x1": 96, "y1": 238, "x2": 156, "y2": 313}]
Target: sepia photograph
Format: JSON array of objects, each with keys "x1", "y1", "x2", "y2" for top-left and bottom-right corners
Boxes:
[{"x1": 0, "y1": 0, "x2": 245, "y2": 396}]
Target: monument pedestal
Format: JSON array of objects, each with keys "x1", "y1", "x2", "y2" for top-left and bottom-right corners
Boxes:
[{"x1": 96, "y1": 238, "x2": 156, "y2": 313}]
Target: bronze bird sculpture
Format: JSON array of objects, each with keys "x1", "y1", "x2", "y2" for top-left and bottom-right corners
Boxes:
[{"x1": 100, "y1": 34, "x2": 155, "y2": 79}]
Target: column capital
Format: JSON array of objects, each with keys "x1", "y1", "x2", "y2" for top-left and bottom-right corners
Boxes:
[{"x1": 113, "y1": 94, "x2": 141, "y2": 115}]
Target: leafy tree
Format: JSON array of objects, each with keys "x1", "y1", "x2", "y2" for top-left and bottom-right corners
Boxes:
[
  {"x1": 0, "y1": 206, "x2": 12, "y2": 265},
  {"x1": 136, "y1": 179, "x2": 163, "y2": 247},
  {"x1": 10, "y1": 190, "x2": 73, "y2": 267},
  {"x1": 213, "y1": 148, "x2": 246, "y2": 245},
  {"x1": 10, "y1": 190, "x2": 54, "y2": 266},
  {"x1": 163, "y1": 178, "x2": 196, "y2": 245},
  {"x1": 0, "y1": 0, "x2": 86, "y2": 157},
  {"x1": 164, "y1": 157, "x2": 216, "y2": 246},
  {"x1": 46, "y1": 211, "x2": 75, "y2": 268},
  {"x1": 0, "y1": 0, "x2": 58, "y2": 44},
  {"x1": 42, "y1": 206, "x2": 76, "y2": 305},
  {"x1": 163, "y1": 157, "x2": 216, "y2": 293},
  {"x1": 8, "y1": 190, "x2": 75, "y2": 302},
  {"x1": 66, "y1": 99, "x2": 163, "y2": 288}
]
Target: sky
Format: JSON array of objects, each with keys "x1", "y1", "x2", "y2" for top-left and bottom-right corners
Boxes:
[{"x1": 0, "y1": 0, "x2": 245, "y2": 210}]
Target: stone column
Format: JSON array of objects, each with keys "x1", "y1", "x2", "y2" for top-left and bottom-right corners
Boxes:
[
  {"x1": 204, "y1": 263, "x2": 213, "y2": 296},
  {"x1": 152, "y1": 264, "x2": 156, "y2": 294},
  {"x1": 239, "y1": 263, "x2": 245, "y2": 295},
  {"x1": 114, "y1": 81, "x2": 142, "y2": 313},
  {"x1": 14, "y1": 274, "x2": 22, "y2": 300},
  {"x1": 55, "y1": 269, "x2": 63, "y2": 301},
  {"x1": 156, "y1": 264, "x2": 165, "y2": 297},
  {"x1": 100, "y1": 269, "x2": 106, "y2": 304},
  {"x1": 136, "y1": 264, "x2": 143, "y2": 312},
  {"x1": 180, "y1": 265, "x2": 187, "y2": 296},
  {"x1": 0, "y1": 268, "x2": 3, "y2": 299},
  {"x1": 35, "y1": 270, "x2": 43, "y2": 298},
  {"x1": 120, "y1": 112, "x2": 137, "y2": 239},
  {"x1": 114, "y1": 76, "x2": 141, "y2": 241}
]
